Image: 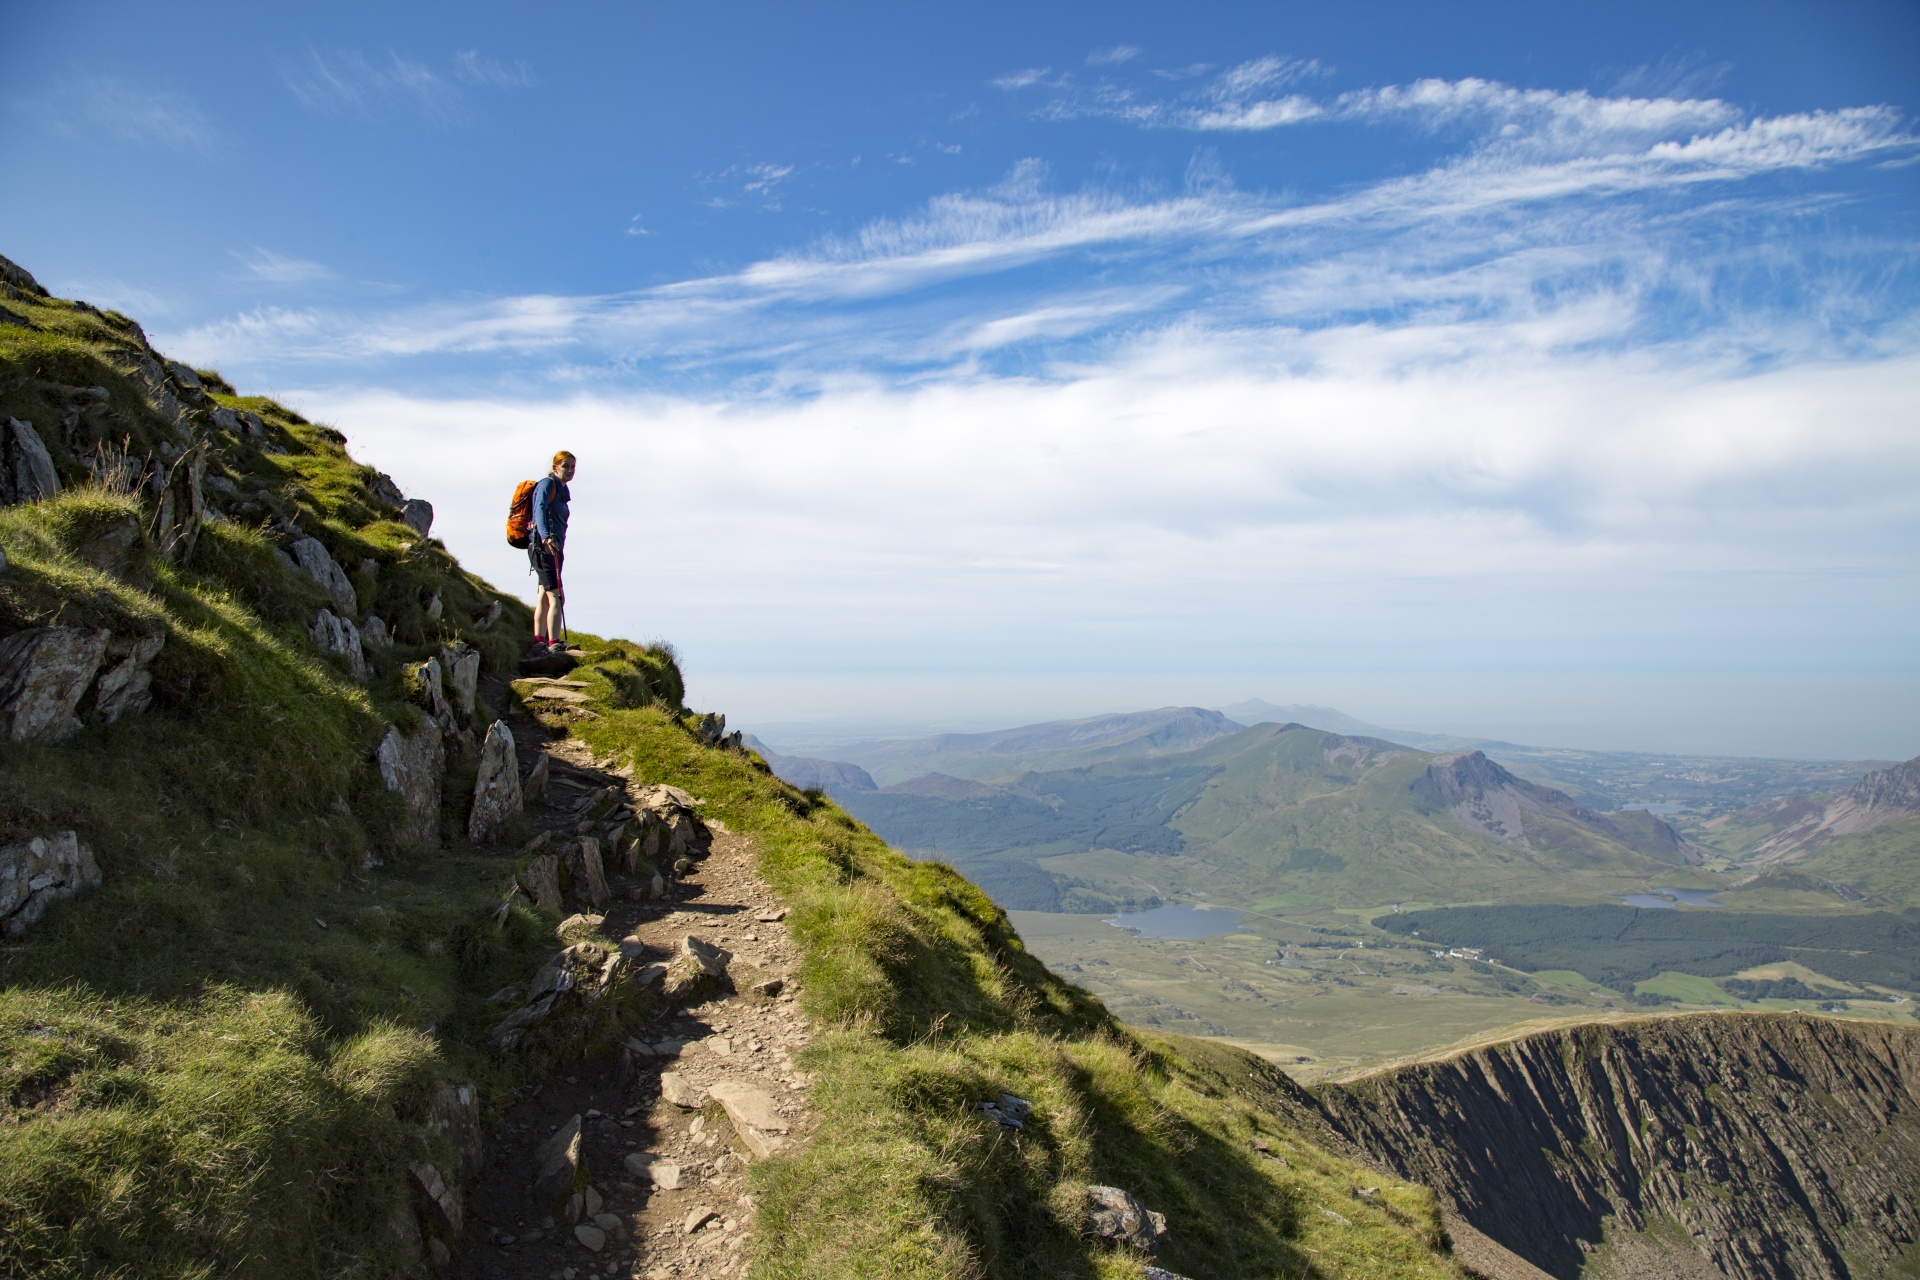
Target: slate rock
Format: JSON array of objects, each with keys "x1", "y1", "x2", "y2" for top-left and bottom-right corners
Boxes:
[
  {"x1": 437, "y1": 640, "x2": 479, "y2": 719},
  {"x1": 72, "y1": 512, "x2": 143, "y2": 578},
  {"x1": 531, "y1": 1114, "x2": 587, "y2": 1209},
  {"x1": 401, "y1": 498, "x2": 434, "y2": 535},
  {"x1": 1, "y1": 831, "x2": 103, "y2": 936},
  {"x1": 573, "y1": 1223, "x2": 606, "y2": 1252},
  {"x1": 519, "y1": 853, "x2": 563, "y2": 912},
  {"x1": 1082, "y1": 1185, "x2": 1168, "y2": 1254},
  {"x1": 0, "y1": 252, "x2": 47, "y2": 297},
  {"x1": 362, "y1": 615, "x2": 393, "y2": 648},
  {"x1": 86, "y1": 633, "x2": 164, "y2": 725},
  {"x1": 468, "y1": 720, "x2": 523, "y2": 841},
  {"x1": 310, "y1": 609, "x2": 368, "y2": 682},
  {"x1": 567, "y1": 836, "x2": 612, "y2": 912},
  {"x1": 149, "y1": 444, "x2": 206, "y2": 563},
  {"x1": 0, "y1": 627, "x2": 110, "y2": 743},
  {"x1": 659, "y1": 1071, "x2": 706, "y2": 1109},
  {"x1": 524, "y1": 753, "x2": 550, "y2": 804},
  {"x1": 288, "y1": 536, "x2": 357, "y2": 615},
  {"x1": 409, "y1": 1160, "x2": 464, "y2": 1238},
  {"x1": 2, "y1": 417, "x2": 61, "y2": 506},
  {"x1": 376, "y1": 721, "x2": 445, "y2": 849}
]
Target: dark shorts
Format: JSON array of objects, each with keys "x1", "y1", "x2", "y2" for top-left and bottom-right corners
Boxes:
[{"x1": 530, "y1": 544, "x2": 564, "y2": 592}]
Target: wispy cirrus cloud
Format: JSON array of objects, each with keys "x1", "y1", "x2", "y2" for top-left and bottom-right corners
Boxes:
[
  {"x1": 279, "y1": 45, "x2": 533, "y2": 123},
  {"x1": 22, "y1": 75, "x2": 216, "y2": 153},
  {"x1": 232, "y1": 247, "x2": 334, "y2": 284}
]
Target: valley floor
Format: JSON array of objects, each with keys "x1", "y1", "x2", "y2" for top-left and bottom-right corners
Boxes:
[{"x1": 1010, "y1": 907, "x2": 1920, "y2": 1079}]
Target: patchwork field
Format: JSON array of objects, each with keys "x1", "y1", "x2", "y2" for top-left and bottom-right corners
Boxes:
[{"x1": 1009, "y1": 906, "x2": 1920, "y2": 1080}]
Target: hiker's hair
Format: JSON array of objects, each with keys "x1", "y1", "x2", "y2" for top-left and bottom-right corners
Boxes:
[{"x1": 552, "y1": 450, "x2": 576, "y2": 470}]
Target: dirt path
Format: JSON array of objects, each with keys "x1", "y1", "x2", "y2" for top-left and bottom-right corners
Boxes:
[{"x1": 453, "y1": 706, "x2": 813, "y2": 1280}]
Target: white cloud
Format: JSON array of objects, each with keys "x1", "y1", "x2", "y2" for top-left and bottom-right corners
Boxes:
[
  {"x1": 992, "y1": 68, "x2": 1052, "y2": 90},
  {"x1": 233, "y1": 247, "x2": 334, "y2": 284},
  {"x1": 280, "y1": 45, "x2": 530, "y2": 123},
  {"x1": 1088, "y1": 45, "x2": 1142, "y2": 66},
  {"x1": 28, "y1": 76, "x2": 215, "y2": 152},
  {"x1": 453, "y1": 50, "x2": 536, "y2": 88}
]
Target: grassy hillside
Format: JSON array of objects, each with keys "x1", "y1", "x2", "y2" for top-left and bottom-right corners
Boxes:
[
  {"x1": 844, "y1": 723, "x2": 1718, "y2": 913},
  {"x1": 1, "y1": 262, "x2": 1470, "y2": 1278}
]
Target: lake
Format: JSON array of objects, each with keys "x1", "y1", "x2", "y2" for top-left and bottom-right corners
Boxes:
[
  {"x1": 1107, "y1": 903, "x2": 1247, "y2": 938},
  {"x1": 1622, "y1": 887, "x2": 1726, "y2": 910}
]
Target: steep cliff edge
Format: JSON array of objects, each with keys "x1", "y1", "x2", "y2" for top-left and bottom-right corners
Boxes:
[{"x1": 1315, "y1": 1013, "x2": 1920, "y2": 1279}]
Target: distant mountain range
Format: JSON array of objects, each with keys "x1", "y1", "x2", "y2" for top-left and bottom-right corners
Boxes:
[
  {"x1": 1697, "y1": 755, "x2": 1920, "y2": 905},
  {"x1": 817, "y1": 722, "x2": 1713, "y2": 913}
]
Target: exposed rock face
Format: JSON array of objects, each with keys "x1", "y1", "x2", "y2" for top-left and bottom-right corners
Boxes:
[
  {"x1": 0, "y1": 627, "x2": 111, "y2": 742},
  {"x1": 530, "y1": 1114, "x2": 587, "y2": 1209},
  {"x1": 376, "y1": 722, "x2": 445, "y2": 849},
  {"x1": 86, "y1": 633, "x2": 164, "y2": 724},
  {"x1": 287, "y1": 536, "x2": 357, "y2": 615},
  {"x1": 361, "y1": 615, "x2": 393, "y2": 649},
  {"x1": 1411, "y1": 750, "x2": 1700, "y2": 865},
  {"x1": 400, "y1": 498, "x2": 433, "y2": 536},
  {"x1": 1, "y1": 831, "x2": 103, "y2": 935},
  {"x1": 2, "y1": 417, "x2": 61, "y2": 505},
  {"x1": 1739, "y1": 753, "x2": 1920, "y2": 866},
  {"x1": 1315, "y1": 1013, "x2": 1920, "y2": 1280},
  {"x1": 309, "y1": 610, "x2": 368, "y2": 682},
  {"x1": 468, "y1": 720, "x2": 523, "y2": 841},
  {"x1": 437, "y1": 641, "x2": 479, "y2": 720},
  {"x1": 148, "y1": 445, "x2": 205, "y2": 563}
]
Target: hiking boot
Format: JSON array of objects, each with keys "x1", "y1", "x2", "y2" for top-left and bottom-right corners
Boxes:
[{"x1": 525, "y1": 638, "x2": 550, "y2": 658}]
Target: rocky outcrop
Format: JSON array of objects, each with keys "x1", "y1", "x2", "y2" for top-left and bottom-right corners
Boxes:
[
  {"x1": 1, "y1": 417, "x2": 61, "y2": 506},
  {"x1": 0, "y1": 627, "x2": 110, "y2": 742},
  {"x1": 1315, "y1": 1013, "x2": 1920, "y2": 1280},
  {"x1": 437, "y1": 641, "x2": 479, "y2": 721},
  {"x1": 1, "y1": 831, "x2": 103, "y2": 935},
  {"x1": 287, "y1": 536, "x2": 357, "y2": 616},
  {"x1": 401, "y1": 498, "x2": 433, "y2": 536},
  {"x1": 486, "y1": 940, "x2": 637, "y2": 1055},
  {"x1": 0, "y1": 625, "x2": 168, "y2": 742},
  {"x1": 85, "y1": 633, "x2": 164, "y2": 724},
  {"x1": 376, "y1": 722, "x2": 446, "y2": 849},
  {"x1": 1081, "y1": 1184, "x2": 1169, "y2": 1255},
  {"x1": 564, "y1": 835, "x2": 612, "y2": 911},
  {"x1": 468, "y1": 720, "x2": 523, "y2": 842},
  {"x1": 309, "y1": 610, "x2": 367, "y2": 682},
  {"x1": 1737, "y1": 754, "x2": 1920, "y2": 867},
  {"x1": 1411, "y1": 751, "x2": 1701, "y2": 865}
]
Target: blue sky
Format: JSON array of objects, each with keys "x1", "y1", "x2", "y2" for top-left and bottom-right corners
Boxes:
[{"x1": 5, "y1": 0, "x2": 1918, "y2": 757}]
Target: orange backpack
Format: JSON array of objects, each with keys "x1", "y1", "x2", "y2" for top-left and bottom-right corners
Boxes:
[{"x1": 505, "y1": 479, "x2": 539, "y2": 548}]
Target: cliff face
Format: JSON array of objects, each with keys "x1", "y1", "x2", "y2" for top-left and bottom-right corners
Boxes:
[{"x1": 1315, "y1": 1014, "x2": 1920, "y2": 1279}]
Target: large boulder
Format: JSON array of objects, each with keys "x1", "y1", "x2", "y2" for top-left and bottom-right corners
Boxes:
[
  {"x1": 437, "y1": 641, "x2": 479, "y2": 721},
  {"x1": 309, "y1": 610, "x2": 368, "y2": 682},
  {"x1": 1081, "y1": 1185, "x2": 1168, "y2": 1254},
  {"x1": 401, "y1": 499, "x2": 434, "y2": 536},
  {"x1": 2, "y1": 418, "x2": 61, "y2": 507},
  {"x1": 376, "y1": 722, "x2": 445, "y2": 849},
  {"x1": 287, "y1": 536, "x2": 357, "y2": 616},
  {"x1": 468, "y1": 720, "x2": 523, "y2": 841},
  {"x1": 407, "y1": 657, "x2": 458, "y2": 737},
  {"x1": 0, "y1": 627, "x2": 110, "y2": 743},
  {"x1": 86, "y1": 633, "x2": 165, "y2": 724},
  {"x1": 1, "y1": 831, "x2": 102, "y2": 935},
  {"x1": 518, "y1": 852, "x2": 563, "y2": 911}
]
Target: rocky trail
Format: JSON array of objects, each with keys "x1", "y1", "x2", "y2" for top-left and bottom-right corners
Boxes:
[{"x1": 450, "y1": 688, "x2": 814, "y2": 1280}]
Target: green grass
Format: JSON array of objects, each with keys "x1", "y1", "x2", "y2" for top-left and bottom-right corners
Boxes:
[
  {"x1": 1633, "y1": 972, "x2": 1736, "y2": 1005},
  {"x1": 563, "y1": 708, "x2": 1467, "y2": 1278},
  {"x1": 2, "y1": 280, "x2": 1467, "y2": 1279}
]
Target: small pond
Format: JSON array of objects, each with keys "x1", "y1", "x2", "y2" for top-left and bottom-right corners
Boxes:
[
  {"x1": 1622, "y1": 887, "x2": 1725, "y2": 910},
  {"x1": 1107, "y1": 904, "x2": 1247, "y2": 938}
]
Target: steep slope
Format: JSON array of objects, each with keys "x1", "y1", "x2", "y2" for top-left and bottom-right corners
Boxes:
[
  {"x1": 1315, "y1": 1013, "x2": 1920, "y2": 1279},
  {"x1": 0, "y1": 257, "x2": 1469, "y2": 1280},
  {"x1": 819, "y1": 705, "x2": 1244, "y2": 785},
  {"x1": 1694, "y1": 755, "x2": 1920, "y2": 906}
]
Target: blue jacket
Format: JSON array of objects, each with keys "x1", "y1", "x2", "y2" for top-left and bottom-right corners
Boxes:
[{"x1": 531, "y1": 476, "x2": 570, "y2": 547}]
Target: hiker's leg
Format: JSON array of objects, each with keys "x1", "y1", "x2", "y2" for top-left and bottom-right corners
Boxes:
[{"x1": 534, "y1": 588, "x2": 555, "y2": 639}]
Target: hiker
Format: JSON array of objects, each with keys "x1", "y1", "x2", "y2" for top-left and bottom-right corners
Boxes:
[{"x1": 529, "y1": 450, "x2": 574, "y2": 654}]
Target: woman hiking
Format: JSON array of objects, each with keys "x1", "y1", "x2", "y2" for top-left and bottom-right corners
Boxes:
[{"x1": 529, "y1": 450, "x2": 574, "y2": 655}]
